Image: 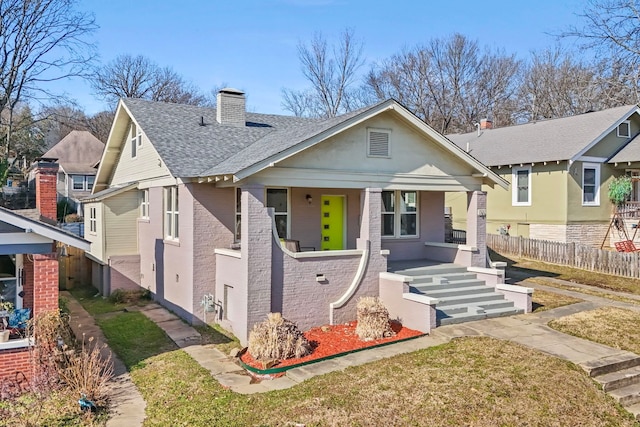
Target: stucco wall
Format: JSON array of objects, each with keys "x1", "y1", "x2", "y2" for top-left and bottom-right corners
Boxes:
[
  {"x1": 109, "y1": 255, "x2": 141, "y2": 293},
  {"x1": 567, "y1": 161, "x2": 617, "y2": 223}
]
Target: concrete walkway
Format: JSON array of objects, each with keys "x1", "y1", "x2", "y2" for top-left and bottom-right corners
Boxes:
[{"x1": 61, "y1": 291, "x2": 146, "y2": 427}]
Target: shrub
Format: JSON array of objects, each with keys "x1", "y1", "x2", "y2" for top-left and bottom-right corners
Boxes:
[
  {"x1": 248, "y1": 313, "x2": 312, "y2": 361},
  {"x1": 63, "y1": 213, "x2": 82, "y2": 223},
  {"x1": 108, "y1": 288, "x2": 149, "y2": 304},
  {"x1": 355, "y1": 297, "x2": 395, "y2": 341},
  {"x1": 608, "y1": 175, "x2": 633, "y2": 207}
]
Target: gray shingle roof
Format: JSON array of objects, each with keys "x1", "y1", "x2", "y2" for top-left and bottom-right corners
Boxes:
[
  {"x1": 122, "y1": 98, "x2": 383, "y2": 178},
  {"x1": 447, "y1": 105, "x2": 638, "y2": 166},
  {"x1": 609, "y1": 133, "x2": 640, "y2": 163},
  {"x1": 42, "y1": 130, "x2": 104, "y2": 174}
]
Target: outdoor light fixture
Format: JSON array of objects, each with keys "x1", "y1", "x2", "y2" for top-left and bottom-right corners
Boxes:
[{"x1": 305, "y1": 194, "x2": 312, "y2": 204}]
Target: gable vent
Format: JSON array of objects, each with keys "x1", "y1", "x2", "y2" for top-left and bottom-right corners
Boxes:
[{"x1": 368, "y1": 129, "x2": 390, "y2": 157}]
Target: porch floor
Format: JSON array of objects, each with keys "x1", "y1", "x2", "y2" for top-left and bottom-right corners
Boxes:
[{"x1": 387, "y1": 259, "x2": 523, "y2": 326}]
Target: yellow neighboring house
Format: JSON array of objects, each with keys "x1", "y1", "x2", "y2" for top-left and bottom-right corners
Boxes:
[{"x1": 447, "y1": 105, "x2": 640, "y2": 247}]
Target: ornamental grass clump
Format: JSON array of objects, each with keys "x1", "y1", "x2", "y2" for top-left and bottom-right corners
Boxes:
[
  {"x1": 248, "y1": 313, "x2": 312, "y2": 360},
  {"x1": 355, "y1": 297, "x2": 395, "y2": 341}
]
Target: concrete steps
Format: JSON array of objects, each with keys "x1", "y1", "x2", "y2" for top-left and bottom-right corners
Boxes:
[
  {"x1": 588, "y1": 354, "x2": 640, "y2": 420},
  {"x1": 397, "y1": 263, "x2": 523, "y2": 326}
]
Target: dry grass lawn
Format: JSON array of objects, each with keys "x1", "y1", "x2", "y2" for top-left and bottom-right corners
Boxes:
[
  {"x1": 132, "y1": 337, "x2": 635, "y2": 426},
  {"x1": 549, "y1": 306, "x2": 640, "y2": 355},
  {"x1": 531, "y1": 288, "x2": 583, "y2": 312}
]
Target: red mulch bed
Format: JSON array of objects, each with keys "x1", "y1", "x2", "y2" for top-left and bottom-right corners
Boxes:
[{"x1": 240, "y1": 321, "x2": 423, "y2": 371}]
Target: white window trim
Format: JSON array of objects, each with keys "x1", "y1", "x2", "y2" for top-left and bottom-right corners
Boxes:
[
  {"x1": 89, "y1": 206, "x2": 97, "y2": 234},
  {"x1": 617, "y1": 120, "x2": 631, "y2": 138},
  {"x1": 265, "y1": 187, "x2": 290, "y2": 239},
  {"x1": 140, "y1": 189, "x2": 149, "y2": 219},
  {"x1": 582, "y1": 162, "x2": 601, "y2": 206},
  {"x1": 512, "y1": 166, "x2": 532, "y2": 206},
  {"x1": 367, "y1": 128, "x2": 391, "y2": 158},
  {"x1": 71, "y1": 175, "x2": 94, "y2": 191},
  {"x1": 164, "y1": 187, "x2": 179, "y2": 241},
  {"x1": 381, "y1": 190, "x2": 419, "y2": 239}
]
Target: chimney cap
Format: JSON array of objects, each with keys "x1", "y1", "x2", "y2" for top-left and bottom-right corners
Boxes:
[{"x1": 218, "y1": 87, "x2": 245, "y2": 96}]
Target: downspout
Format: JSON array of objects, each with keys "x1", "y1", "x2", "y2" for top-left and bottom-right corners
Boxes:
[{"x1": 329, "y1": 240, "x2": 369, "y2": 325}]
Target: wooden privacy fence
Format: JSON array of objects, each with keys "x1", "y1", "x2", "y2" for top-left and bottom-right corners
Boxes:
[
  {"x1": 487, "y1": 233, "x2": 640, "y2": 279},
  {"x1": 56, "y1": 242, "x2": 91, "y2": 290}
]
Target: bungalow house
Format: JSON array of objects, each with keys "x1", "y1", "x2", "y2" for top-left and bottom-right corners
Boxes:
[
  {"x1": 0, "y1": 161, "x2": 90, "y2": 381},
  {"x1": 447, "y1": 105, "x2": 640, "y2": 247},
  {"x1": 85, "y1": 89, "x2": 531, "y2": 345},
  {"x1": 32, "y1": 130, "x2": 105, "y2": 217}
]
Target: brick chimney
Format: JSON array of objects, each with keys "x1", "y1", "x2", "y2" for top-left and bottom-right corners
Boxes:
[
  {"x1": 480, "y1": 118, "x2": 493, "y2": 130},
  {"x1": 34, "y1": 160, "x2": 59, "y2": 222},
  {"x1": 216, "y1": 88, "x2": 246, "y2": 127}
]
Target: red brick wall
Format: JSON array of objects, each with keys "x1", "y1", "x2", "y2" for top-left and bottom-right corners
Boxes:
[
  {"x1": 34, "y1": 162, "x2": 59, "y2": 222},
  {"x1": 22, "y1": 256, "x2": 34, "y2": 310},
  {"x1": 33, "y1": 253, "x2": 59, "y2": 315},
  {"x1": 0, "y1": 347, "x2": 31, "y2": 382}
]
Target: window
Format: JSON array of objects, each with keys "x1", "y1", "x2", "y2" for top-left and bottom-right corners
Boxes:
[
  {"x1": 164, "y1": 187, "x2": 179, "y2": 240},
  {"x1": 89, "y1": 207, "x2": 97, "y2": 233},
  {"x1": 381, "y1": 190, "x2": 418, "y2": 238},
  {"x1": 71, "y1": 175, "x2": 94, "y2": 191},
  {"x1": 72, "y1": 175, "x2": 84, "y2": 190},
  {"x1": 582, "y1": 163, "x2": 601, "y2": 206},
  {"x1": 618, "y1": 121, "x2": 631, "y2": 138},
  {"x1": 235, "y1": 188, "x2": 241, "y2": 242},
  {"x1": 512, "y1": 166, "x2": 531, "y2": 206},
  {"x1": 140, "y1": 189, "x2": 149, "y2": 219},
  {"x1": 131, "y1": 123, "x2": 142, "y2": 158},
  {"x1": 367, "y1": 128, "x2": 391, "y2": 157},
  {"x1": 267, "y1": 188, "x2": 288, "y2": 238}
]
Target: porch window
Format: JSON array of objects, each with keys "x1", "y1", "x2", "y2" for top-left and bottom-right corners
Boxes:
[
  {"x1": 140, "y1": 189, "x2": 149, "y2": 219},
  {"x1": 582, "y1": 163, "x2": 600, "y2": 206},
  {"x1": 382, "y1": 190, "x2": 418, "y2": 238},
  {"x1": 512, "y1": 166, "x2": 531, "y2": 206},
  {"x1": 89, "y1": 207, "x2": 97, "y2": 233},
  {"x1": 165, "y1": 186, "x2": 179, "y2": 240},
  {"x1": 267, "y1": 188, "x2": 289, "y2": 238}
]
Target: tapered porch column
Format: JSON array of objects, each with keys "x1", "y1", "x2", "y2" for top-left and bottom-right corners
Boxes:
[
  {"x1": 241, "y1": 185, "x2": 272, "y2": 343},
  {"x1": 466, "y1": 191, "x2": 487, "y2": 267}
]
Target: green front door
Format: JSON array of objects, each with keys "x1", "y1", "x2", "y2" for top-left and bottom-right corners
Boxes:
[{"x1": 320, "y1": 195, "x2": 344, "y2": 250}]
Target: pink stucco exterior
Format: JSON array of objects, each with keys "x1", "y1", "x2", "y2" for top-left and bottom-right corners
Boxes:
[{"x1": 109, "y1": 255, "x2": 141, "y2": 292}]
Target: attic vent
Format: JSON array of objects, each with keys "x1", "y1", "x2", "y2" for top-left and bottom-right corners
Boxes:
[{"x1": 367, "y1": 129, "x2": 391, "y2": 157}]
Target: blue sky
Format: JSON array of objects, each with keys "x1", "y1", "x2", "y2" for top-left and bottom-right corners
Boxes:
[{"x1": 62, "y1": 0, "x2": 586, "y2": 115}]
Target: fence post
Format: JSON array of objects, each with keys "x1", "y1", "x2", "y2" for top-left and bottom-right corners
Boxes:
[
  {"x1": 518, "y1": 235, "x2": 523, "y2": 258},
  {"x1": 568, "y1": 242, "x2": 575, "y2": 267}
]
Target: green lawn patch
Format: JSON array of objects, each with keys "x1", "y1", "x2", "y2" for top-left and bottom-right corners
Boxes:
[
  {"x1": 69, "y1": 286, "x2": 128, "y2": 315},
  {"x1": 129, "y1": 337, "x2": 635, "y2": 426},
  {"x1": 96, "y1": 311, "x2": 176, "y2": 370}
]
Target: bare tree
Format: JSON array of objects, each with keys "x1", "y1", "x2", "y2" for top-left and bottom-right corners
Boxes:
[
  {"x1": 92, "y1": 54, "x2": 207, "y2": 106},
  {"x1": 86, "y1": 110, "x2": 115, "y2": 144},
  {"x1": 0, "y1": 0, "x2": 96, "y2": 157},
  {"x1": 282, "y1": 29, "x2": 365, "y2": 118},
  {"x1": 365, "y1": 34, "x2": 521, "y2": 134}
]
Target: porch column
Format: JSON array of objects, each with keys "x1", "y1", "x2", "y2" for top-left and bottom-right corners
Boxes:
[
  {"x1": 32, "y1": 253, "x2": 59, "y2": 316},
  {"x1": 359, "y1": 188, "x2": 382, "y2": 252},
  {"x1": 241, "y1": 185, "x2": 272, "y2": 343},
  {"x1": 467, "y1": 191, "x2": 487, "y2": 267}
]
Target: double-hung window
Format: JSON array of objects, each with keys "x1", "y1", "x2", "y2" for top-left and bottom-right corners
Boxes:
[
  {"x1": 164, "y1": 187, "x2": 179, "y2": 240},
  {"x1": 512, "y1": 166, "x2": 531, "y2": 206},
  {"x1": 382, "y1": 190, "x2": 418, "y2": 238},
  {"x1": 235, "y1": 188, "x2": 241, "y2": 242},
  {"x1": 71, "y1": 175, "x2": 95, "y2": 191},
  {"x1": 267, "y1": 188, "x2": 289, "y2": 238},
  {"x1": 140, "y1": 189, "x2": 149, "y2": 219},
  {"x1": 582, "y1": 163, "x2": 600, "y2": 206}
]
